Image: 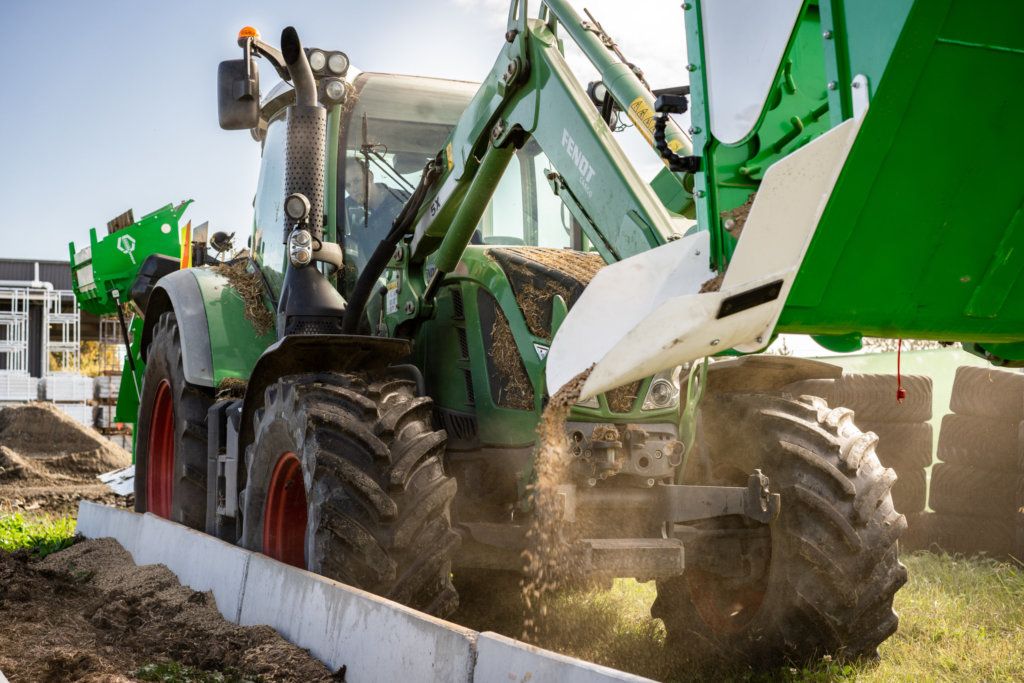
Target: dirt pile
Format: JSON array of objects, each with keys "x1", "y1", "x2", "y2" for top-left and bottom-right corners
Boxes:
[
  {"x1": 0, "y1": 538, "x2": 337, "y2": 682},
  {"x1": 0, "y1": 402, "x2": 133, "y2": 517}
]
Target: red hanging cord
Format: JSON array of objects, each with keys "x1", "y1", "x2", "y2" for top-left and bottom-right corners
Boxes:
[{"x1": 896, "y1": 339, "x2": 907, "y2": 403}]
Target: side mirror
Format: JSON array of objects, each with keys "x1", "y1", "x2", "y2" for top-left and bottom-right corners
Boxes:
[{"x1": 218, "y1": 58, "x2": 260, "y2": 130}]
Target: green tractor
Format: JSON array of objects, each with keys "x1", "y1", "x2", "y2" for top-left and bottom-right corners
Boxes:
[{"x1": 102, "y1": 0, "x2": 1023, "y2": 665}]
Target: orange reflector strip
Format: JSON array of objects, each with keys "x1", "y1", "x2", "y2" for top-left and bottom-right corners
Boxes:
[{"x1": 180, "y1": 221, "x2": 192, "y2": 269}]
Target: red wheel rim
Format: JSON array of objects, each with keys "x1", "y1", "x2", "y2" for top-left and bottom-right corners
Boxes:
[
  {"x1": 146, "y1": 379, "x2": 174, "y2": 519},
  {"x1": 263, "y1": 452, "x2": 307, "y2": 568},
  {"x1": 686, "y1": 568, "x2": 767, "y2": 635}
]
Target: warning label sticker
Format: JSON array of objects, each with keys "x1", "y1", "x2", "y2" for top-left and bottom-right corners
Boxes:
[{"x1": 627, "y1": 96, "x2": 685, "y2": 155}]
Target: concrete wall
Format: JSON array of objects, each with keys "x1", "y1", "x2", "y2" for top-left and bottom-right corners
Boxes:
[{"x1": 76, "y1": 502, "x2": 656, "y2": 683}]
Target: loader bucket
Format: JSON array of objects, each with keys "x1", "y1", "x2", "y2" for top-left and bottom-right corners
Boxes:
[{"x1": 549, "y1": 0, "x2": 1024, "y2": 396}]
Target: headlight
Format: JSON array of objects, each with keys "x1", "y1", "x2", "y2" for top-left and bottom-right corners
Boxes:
[
  {"x1": 642, "y1": 367, "x2": 681, "y2": 410},
  {"x1": 288, "y1": 229, "x2": 313, "y2": 267},
  {"x1": 308, "y1": 49, "x2": 327, "y2": 73},
  {"x1": 323, "y1": 78, "x2": 347, "y2": 104},
  {"x1": 327, "y1": 52, "x2": 349, "y2": 75},
  {"x1": 284, "y1": 192, "x2": 311, "y2": 221}
]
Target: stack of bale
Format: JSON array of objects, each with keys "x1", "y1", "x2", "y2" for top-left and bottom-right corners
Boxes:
[
  {"x1": 786, "y1": 373, "x2": 933, "y2": 539},
  {"x1": 928, "y1": 366, "x2": 1023, "y2": 558}
]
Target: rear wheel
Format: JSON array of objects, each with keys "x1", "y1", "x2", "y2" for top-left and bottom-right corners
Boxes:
[
  {"x1": 652, "y1": 392, "x2": 908, "y2": 665},
  {"x1": 242, "y1": 371, "x2": 460, "y2": 617},
  {"x1": 134, "y1": 312, "x2": 213, "y2": 529}
]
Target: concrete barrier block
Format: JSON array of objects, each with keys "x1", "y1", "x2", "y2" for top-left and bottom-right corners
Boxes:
[
  {"x1": 239, "y1": 554, "x2": 476, "y2": 682},
  {"x1": 133, "y1": 514, "x2": 250, "y2": 622},
  {"x1": 474, "y1": 632, "x2": 657, "y2": 683},
  {"x1": 75, "y1": 501, "x2": 142, "y2": 554}
]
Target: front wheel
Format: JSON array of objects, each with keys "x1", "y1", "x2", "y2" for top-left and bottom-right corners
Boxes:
[
  {"x1": 652, "y1": 392, "x2": 908, "y2": 665},
  {"x1": 134, "y1": 312, "x2": 213, "y2": 529},
  {"x1": 241, "y1": 371, "x2": 460, "y2": 617}
]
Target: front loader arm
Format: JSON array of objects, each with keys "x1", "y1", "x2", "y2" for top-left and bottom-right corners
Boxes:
[
  {"x1": 399, "y1": 0, "x2": 834, "y2": 399},
  {"x1": 408, "y1": 0, "x2": 694, "y2": 272}
]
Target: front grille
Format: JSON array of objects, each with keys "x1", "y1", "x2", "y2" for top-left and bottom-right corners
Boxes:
[{"x1": 285, "y1": 315, "x2": 343, "y2": 336}]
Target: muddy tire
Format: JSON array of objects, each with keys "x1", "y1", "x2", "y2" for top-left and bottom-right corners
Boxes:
[
  {"x1": 241, "y1": 371, "x2": 460, "y2": 617},
  {"x1": 651, "y1": 392, "x2": 907, "y2": 665},
  {"x1": 855, "y1": 421, "x2": 933, "y2": 471},
  {"x1": 787, "y1": 374, "x2": 932, "y2": 423},
  {"x1": 134, "y1": 312, "x2": 213, "y2": 529}
]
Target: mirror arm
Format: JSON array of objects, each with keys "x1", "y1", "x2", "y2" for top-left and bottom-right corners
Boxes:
[{"x1": 242, "y1": 36, "x2": 290, "y2": 82}]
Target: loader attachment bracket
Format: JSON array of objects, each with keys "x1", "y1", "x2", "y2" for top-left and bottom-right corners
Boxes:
[{"x1": 658, "y1": 470, "x2": 779, "y2": 524}]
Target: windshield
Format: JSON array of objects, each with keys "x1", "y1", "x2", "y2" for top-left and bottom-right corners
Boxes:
[{"x1": 339, "y1": 73, "x2": 478, "y2": 272}]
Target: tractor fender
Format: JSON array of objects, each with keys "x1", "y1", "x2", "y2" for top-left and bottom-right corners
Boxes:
[
  {"x1": 238, "y1": 335, "x2": 413, "y2": 453},
  {"x1": 141, "y1": 270, "x2": 216, "y2": 387},
  {"x1": 141, "y1": 268, "x2": 275, "y2": 388},
  {"x1": 704, "y1": 355, "x2": 843, "y2": 395}
]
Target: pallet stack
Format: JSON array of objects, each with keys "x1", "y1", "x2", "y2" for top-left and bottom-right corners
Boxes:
[
  {"x1": 41, "y1": 373, "x2": 95, "y2": 426},
  {"x1": 93, "y1": 317, "x2": 133, "y2": 449},
  {"x1": 927, "y1": 366, "x2": 1023, "y2": 558},
  {"x1": 93, "y1": 374, "x2": 132, "y2": 449}
]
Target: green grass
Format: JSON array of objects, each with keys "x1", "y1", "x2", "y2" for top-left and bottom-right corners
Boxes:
[
  {"x1": 452, "y1": 551, "x2": 1024, "y2": 682},
  {"x1": 0, "y1": 512, "x2": 77, "y2": 557},
  {"x1": 131, "y1": 661, "x2": 264, "y2": 683}
]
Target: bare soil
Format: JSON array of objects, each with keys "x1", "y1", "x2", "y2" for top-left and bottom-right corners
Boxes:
[
  {"x1": 0, "y1": 402, "x2": 133, "y2": 518},
  {"x1": 0, "y1": 539, "x2": 337, "y2": 682},
  {"x1": 0, "y1": 402, "x2": 338, "y2": 682}
]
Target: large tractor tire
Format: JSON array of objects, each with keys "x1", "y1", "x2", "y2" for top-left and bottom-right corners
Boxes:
[
  {"x1": 927, "y1": 512, "x2": 1016, "y2": 557},
  {"x1": 785, "y1": 374, "x2": 933, "y2": 423},
  {"x1": 857, "y1": 421, "x2": 934, "y2": 472},
  {"x1": 652, "y1": 392, "x2": 907, "y2": 665},
  {"x1": 949, "y1": 365, "x2": 1024, "y2": 421},
  {"x1": 890, "y1": 468, "x2": 927, "y2": 515},
  {"x1": 241, "y1": 371, "x2": 460, "y2": 617},
  {"x1": 929, "y1": 462, "x2": 1016, "y2": 520},
  {"x1": 134, "y1": 312, "x2": 213, "y2": 529},
  {"x1": 937, "y1": 414, "x2": 1020, "y2": 472}
]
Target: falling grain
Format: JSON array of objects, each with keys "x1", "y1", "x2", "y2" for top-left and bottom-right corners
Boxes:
[{"x1": 519, "y1": 365, "x2": 593, "y2": 639}]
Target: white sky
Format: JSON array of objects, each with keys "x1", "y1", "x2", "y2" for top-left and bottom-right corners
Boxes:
[{"x1": 0, "y1": 0, "x2": 688, "y2": 262}]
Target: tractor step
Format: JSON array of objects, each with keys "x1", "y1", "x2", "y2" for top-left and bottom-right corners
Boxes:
[{"x1": 578, "y1": 538, "x2": 684, "y2": 578}]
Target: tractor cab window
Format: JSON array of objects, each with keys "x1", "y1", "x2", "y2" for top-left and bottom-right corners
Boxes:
[
  {"x1": 338, "y1": 73, "x2": 578, "y2": 281},
  {"x1": 342, "y1": 152, "x2": 414, "y2": 271},
  {"x1": 475, "y1": 139, "x2": 571, "y2": 248},
  {"x1": 253, "y1": 114, "x2": 288, "y2": 295},
  {"x1": 339, "y1": 73, "x2": 476, "y2": 272}
]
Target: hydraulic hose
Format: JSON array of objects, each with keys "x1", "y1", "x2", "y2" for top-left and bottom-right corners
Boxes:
[{"x1": 340, "y1": 159, "x2": 443, "y2": 333}]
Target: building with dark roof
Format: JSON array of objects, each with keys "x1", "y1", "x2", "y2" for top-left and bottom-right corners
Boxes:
[{"x1": 0, "y1": 258, "x2": 100, "y2": 377}]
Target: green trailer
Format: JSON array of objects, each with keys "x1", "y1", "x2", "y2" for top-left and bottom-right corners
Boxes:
[{"x1": 69, "y1": 201, "x2": 190, "y2": 424}]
